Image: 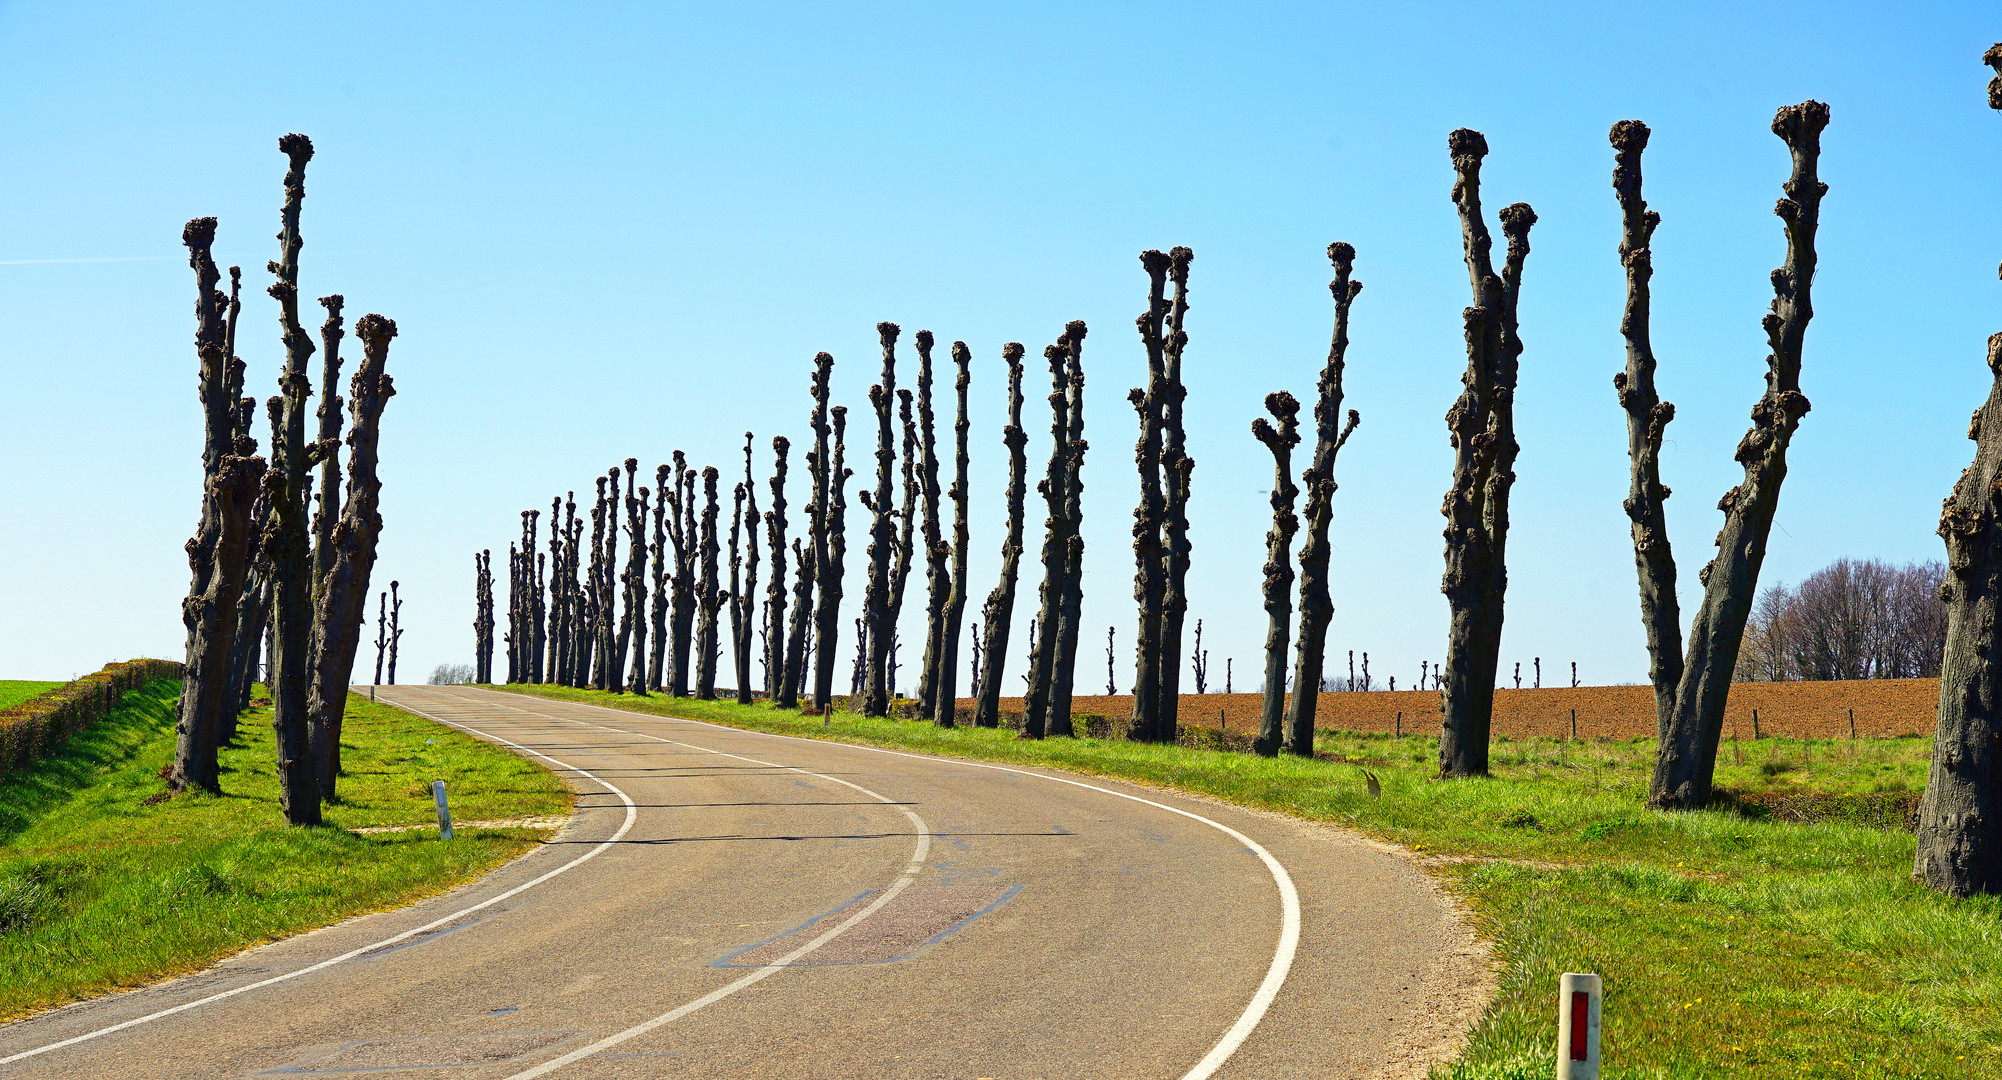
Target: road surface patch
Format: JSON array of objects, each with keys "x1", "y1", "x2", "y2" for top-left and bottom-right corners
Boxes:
[
  {"x1": 717, "y1": 883, "x2": 1021, "y2": 967},
  {"x1": 261, "y1": 1030, "x2": 579, "y2": 1073}
]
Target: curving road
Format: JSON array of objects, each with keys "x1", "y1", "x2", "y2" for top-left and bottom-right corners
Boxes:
[{"x1": 1, "y1": 686, "x2": 1479, "y2": 1078}]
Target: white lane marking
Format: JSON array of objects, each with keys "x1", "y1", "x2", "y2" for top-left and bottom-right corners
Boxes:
[
  {"x1": 0, "y1": 693, "x2": 640, "y2": 1069},
  {"x1": 441, "y1": 691, "x2": 934, "y2": 1080},
  {"x1": 479, "y1": 689, "x2": 1300, "y2": 1080}
]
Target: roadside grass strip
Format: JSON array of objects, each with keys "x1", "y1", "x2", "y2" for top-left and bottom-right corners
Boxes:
[
  {"x1": 491, "y1": 684, "x2": 2000, "y2": 1080},
  {"x1": 0, "y1": 682, "x2": 569, "y2": 1019}
]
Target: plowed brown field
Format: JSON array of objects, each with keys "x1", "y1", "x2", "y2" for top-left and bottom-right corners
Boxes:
[{"x1": 958, "y1": 678, "x2": 1941, "y2": 740}]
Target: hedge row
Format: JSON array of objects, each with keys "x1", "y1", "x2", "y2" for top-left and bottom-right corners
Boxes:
[{"x1": 0, "y1": 659, "x2": 183, "y2": 778}]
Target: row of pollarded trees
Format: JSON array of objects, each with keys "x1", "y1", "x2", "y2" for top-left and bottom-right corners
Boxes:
[{"x1": 171, "y1": 134, "x2": 400, "y2": 826}]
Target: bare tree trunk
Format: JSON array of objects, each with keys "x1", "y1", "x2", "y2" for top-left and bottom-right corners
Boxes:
[
  {"x1": 230, "y1": 499, "x2": 273, "y2": 724},
  {"x1": 386, "y1": 580, "x2": 403, "y2": 685},
  {"x1": 376, "y1": 588, "x2": 391, "y2": 685},
  {"x1": 649, "y1": 472, "x2": 669, "y2": 691},
  {"x1": 1157, "y1": 251, "x2": 1196, "y2": 744},
  {"x1": 608, "y1": 460, "x2": 638, "y2": 692},
  {"x1": 1284, "y1": 245, "x2": 1363, "y2": 754},
  {"x1": 301, "y1": 292, "x2": 348, "y2": 790},
  {"x1": 932, "y1": 343, "x2": 973, "y2": 726},
  {"x1": 973, "y1": 343, "x2": 1029, "y2": 729},
  {"x1": 305, "y1": 314, "x2": 397, "y2": 798},
  {"x1": 885, "y1": 389, "x2": 919, "y2": 704},
  {"x1": 766, "y1": 437, "x2": 793, "y2": 705},
  {"x1": 595, "y1": 467, "x2": 620, "y2": 690},
  {"x1": 694, "y1": 467, "x2": 723, "y2": 700},
  {"x1": 1919, "y1": 54, "x2": 2002, "y2": 890},
  {"x1": 1437, "y1": 129, "x2": 1537, "y2": 779},
  {"x1": 1050, "y1": 323, "x2": 1090, "y2": 738},
  {"x1": 662, "y1": 462, "x2": 692, "y2": 696},
  {"x1": 1128, "y1": 251, "x2": 1191, "y2": 742},
  {"x1": 1648, "y1": 101, "x2": 1827, "y2": 809},
  {"x1": 474, "y1": 549, "x2": 494, "y2": 683},
  {"x1": 172, "y1": 218, "x2": 267, "y2": 795},
  {"x1": 785, "y1": 533, "x2": 815, "y2": 707},
  {"x1": 265, "y1": 134, "x2": 323, "y2": 825},
  {"x1": 915, "y1": 333, "x2": 948, "y2": 720},
  {"x1": 626, "y1": 480, "x2": 652, "y2": 696},
  {"x1": 861, "y1": 323, "x2": 901, "y2": 716},
  {"x1": 1253, "y1": 392, "x2": 1301, "y2": 757},
  {"x1": 814, "y1": 406, "x2": 853, "y2": 711},
  {"x1": 732, "y1": 434, "x2": 761, "y2": 704},
  {"x1": 1022, "y1": 337, "x2": 1073, "y2": 740}
]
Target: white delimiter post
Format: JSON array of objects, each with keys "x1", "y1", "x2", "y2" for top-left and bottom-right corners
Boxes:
[
  {"x1": 1556, "y1": 972, "x2": 1602, "y2": 1079},
  {"x1": 432, "y1": 780, "x2": 455, "y2": 840}
]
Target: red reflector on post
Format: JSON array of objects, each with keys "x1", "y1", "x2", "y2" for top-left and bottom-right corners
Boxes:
[{"x1": 1570, "y1": 991, "x2": 1590, "y2": 1060}]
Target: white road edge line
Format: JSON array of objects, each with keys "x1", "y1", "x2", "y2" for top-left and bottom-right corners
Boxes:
[
  {"x1": 479, "y1": 689, "x2": 1301, "y2": 1080},
  {"x1": 438, "y1": 690, "x2": 936, "y2": 1080},
  {"x1": 0, "y1": 700, "x2": 640, "y2": 1068}
]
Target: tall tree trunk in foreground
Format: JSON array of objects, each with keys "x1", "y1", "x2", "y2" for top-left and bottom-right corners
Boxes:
[
  {"x1": 1128, "y1": 250, "x2": 1192, "y2": 742},
  {"x1": 973, "y1": 343, "x2": 1029, "y2": 729},
  {"x1": 885, "y1": 389, "x2": 919, "y2": 703},
  {"x1": 172, "y1": 217, "x2": 266, "y2": 795},
  {"x1": 813, "y1": 406, "x2": 853, "y2": 710},
  {"x1": 1285, "y1": 244, "x2": 1363, "y2": 754},
  {"x1": 861, "y1": 323, "x2": 900, "y2": 716},
  {"x1": 766, "y1": 437, "x2": 793, "y2": 705},
  {"x1": 1437, "y1": 129, "x2": 1537, "y2": 779},
  {"x1": 1156, "y1": 252, "x2": 1195, "y2": 743},
  {"x1": 932, "y1": 342, "x2": 973, "y2": 726},
  {"x1": 1049, "y1": 322, "x2": 1089, "y2": 737},
  {"x1": 1021, "y1": 338, "x2": 1074, "y2": 740},
  {"x1": 1918, "y1": 56, "x2": 2002, "y2": 894},
  {"x1": 266, "y1": 134, "x2": 323, "y2": 825},
  {"x1": 915, "y1": 333, "x2": 949, "y2": 720},
  {"x1": 1252, "y1": 391, "x2": 1301, "y2": 757},
  {"x1": 1646, "y1": 101, "x2": 1827, "y2": 809},
  {"x1": 305, "y1": 314, "x2": 397, "y2": 799},
  {"x1": 694, "y1": 467, "x2": 723, "y2": 699}
]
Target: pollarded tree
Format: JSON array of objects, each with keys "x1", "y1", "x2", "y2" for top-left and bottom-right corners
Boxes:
[
  {"x1": 885, "y1": 388, "x2": 920, "y2": 701},
  {"x1": 812, "y1": 405, "x2": 853, "y2": 711},
  {"x1": 663, "y1": 457, "x2": 696, "y2": 695},
  {"x1": 1917, "y1": 46, "x2": 2002, "y2": 897},
  {"x1": 915, "y1": 332, "x2": 949, "y2": 720},
  {"x1": 1284, "y1": 244, "x2": 1363, "y2": 754},
  {"x1": 931, "y1": 341, "x2": 974, "y2": 726},
  {"x1": 610, "y1": 459, "x2": 640, "y2": 691},
  {"x1": 650, "y1": 468, "x2": 671, "y2": 691},
  {"x1": 1613, "y1": 103, "x2": 1830, "y2": 810},
  {"x1": 474, "y1": 549, "x2": 494, "y2": 683},
  {"x1": 1021, "y1": 337, "x2": 1074, "y2": 740},
  {"x1": 386, "y1": 580, "x2": 403, "y2": 685},
  {"x1": 765, "y1": 436, "x2": 793, "y2": 705},
  {"x1": 1437, "y1": 130, "x2": 1537, "y2": 779},
  {"x1": 305, "y1": 313, "x2": 397, "y2": 798},
  {"x1": 1252, "y1": 391, "x2": 1301, "y2": 757},
  {"x1": 694, "y1": 467, "x2": 723, "y2": 699},
  {"x1": 731, "y1": 433, "x2": 762, "y2": 704},
  {"x1": 861, "y1": 323, "x2": 901, "y2": 716},
  {"x1": 1129, "y1": 250, "x2": 1194, "y2": 743},
  {"x1": 625, "y1": 479, "x2": 652, "y2": 696},
  {"x1": 973, "y1": 343, "x2": 1029, "y2": 729},
  {"x1": 1048, "y1": 322, "x2": 1089, "y2": 737},
  {"x1": 264, "y1": 134, "x2": 326, "y2": 825},
  {"x1": 171, "y1": 217, "x2": 267, "y2": 795}
]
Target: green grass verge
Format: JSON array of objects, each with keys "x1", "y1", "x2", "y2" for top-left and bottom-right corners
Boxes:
[
  {"x1": 0, "y1": 681, "x2": 570, "y2": 1019},
  {"x1": 0, "y1": 682, "x2": 62, "y2": 712},
  {"x1": 492, "y1": 683, "x2": 1996, "y2": 1080}
]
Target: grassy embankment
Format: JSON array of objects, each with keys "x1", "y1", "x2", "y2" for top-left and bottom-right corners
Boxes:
[
  {"x1": 0, "y1": 682, "x2": 62, "y2": 712},
  {"x1": 0, "y1": 680, "x2": 569, "y2": 1020},
  {"x1": 495, "y1": 682, "x2": 1994, "y2": 1080}
]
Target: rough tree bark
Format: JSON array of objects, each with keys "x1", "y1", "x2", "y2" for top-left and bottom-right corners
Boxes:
[
  {"x1": 1128, "y1": 250, "x2": 1192, "y2": 742},
  {"x1": 1284, "y1": 244, "x2": 1363, "y2": 754},
  {"x1": 973, "y1": 343, "x2": 1029, "y2": 729},
  {"x1": 1646, "y1": 101, "x2": 1828, "y2": 809},
  {"x1": 265, "y1": 134, "x2": 326, "y2": 825},
  {"x1": 812, "y1": 406, "x2": 852, "y2": 711},
  {"x1": 304, "y1": 314, "x2": 397, "y2": 799},
  {"x1": 626, "y1": 478, "x2": 652, "y2": 696},
  {"x1": 915, "y1": 333, "x2": 949, "y2": 720},
  {"x1": 308, "y1": 295, "x2": 346, "y2": 595},
  {"x1": 1252, "y1": 391, "x2": 1301, "y2": 757},
  {"x1": 731, "y1": 433, "x2": 761, "y2": 704},
  {"x1": 649, "y1": 471, "x2": 669, "y2": 691},
  {"x1": 1437, "y1": 129, "x2": 1537, "y2": 779},
  {"x1": 694, "y1": 467, "x2": 723, "y2": 700},
  {"x1": 1049, "y1": 322, "x2": 1089, "y2": 738},
  {"x1": 1157, "y1": 252, "x2": 1196, "y2": 743},
  {"x1": 1917, "y1": 54, "x2": 2002, "y2": 894},
  {"x1": 765, "y1": 436, "x2": 793, "y2": 705},
  {"x1": 931, "y1": 341, "x2": 973, "y2": 726},
  {"x1": 1021, "y1": 337, "x2": 1074, "y2": 740},
  {"x1": 861, "y1": 323, "x2": 900, "y2": 716},
  {"x1": 172, "y1": 217, "x2": 267, "y2": 795},
  {"x1": 885, "y1": 389, "x2": 919, "y2": 703}
]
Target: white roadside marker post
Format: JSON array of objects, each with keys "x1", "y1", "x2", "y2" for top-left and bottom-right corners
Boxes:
[
  {"x1": 432, "y1": 780, "x2": 454, "y2": 840},
  {"x1": 1557, "y1": 972, "x2": 1602, "y2": 1079}
]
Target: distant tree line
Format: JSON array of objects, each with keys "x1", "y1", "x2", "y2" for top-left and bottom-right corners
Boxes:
[{"x1": 1735, "y1": 558, "x2": 1946, "y2": 682}]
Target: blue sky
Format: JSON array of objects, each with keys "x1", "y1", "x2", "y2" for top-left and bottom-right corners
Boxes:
[{"x1": 2, "y1": 2, "x2": 1996, "y2": 692}]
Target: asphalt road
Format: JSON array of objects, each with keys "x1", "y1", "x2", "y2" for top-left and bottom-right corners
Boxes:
[{"x1": 1, "y1": 686, "x2": 1479, "y2": 1079}]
